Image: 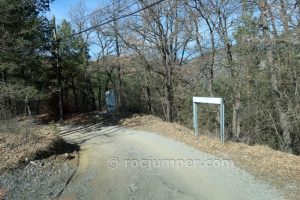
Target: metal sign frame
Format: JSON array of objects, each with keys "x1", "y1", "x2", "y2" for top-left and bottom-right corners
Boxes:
[{"x1": 193, "y1": 97, "x2": 225, "y2": 143}]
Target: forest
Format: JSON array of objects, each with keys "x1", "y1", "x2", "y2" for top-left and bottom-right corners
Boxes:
[{"x1": 0, "y1": 0, "x2": 299, "y2": 154}]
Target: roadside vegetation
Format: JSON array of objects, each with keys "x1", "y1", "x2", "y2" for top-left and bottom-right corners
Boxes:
[
  {"x1": 0, "y1": 117, "x2": 79, "y2": 199},
  {"x1": 0, "y1": 118, "x2": 51, "y2": 172},
  {"x1": 0, "y1": 117, "x2": 72, "y2": 172}
]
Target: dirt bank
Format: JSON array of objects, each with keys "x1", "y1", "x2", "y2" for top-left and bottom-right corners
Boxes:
[
  {"x1": 0, "y1": 118, "x2": 80, "y2": 200},
  {"x1": 0, "y1": 153, "x2": 78, "y2": 200},
  {"x1": 0, "y1": 118, "x2": 58, "y2": 173}
]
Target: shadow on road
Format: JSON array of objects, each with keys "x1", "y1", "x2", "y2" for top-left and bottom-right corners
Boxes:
[{"x1": 58, "y1": 112, "x2": 132, "y2": 145}]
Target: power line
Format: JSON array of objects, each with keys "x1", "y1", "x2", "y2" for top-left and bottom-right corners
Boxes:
[
  {"x1": 70, "y1": 1, "x2": 139, "y2": 24},
  {"x1": 69, "y1": 1, "x2": 119, "y2": 24},
  {"x1": 65, "y1": 0, "x2": 166, "y2": 39},
  {"x1": 89, "y1": 1, "x2": 138, "y2": 25}
]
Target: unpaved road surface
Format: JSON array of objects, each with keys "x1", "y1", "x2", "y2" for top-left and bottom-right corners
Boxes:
[
  {"x1": 0, "y1": 155, "x2": 78, "y2": 200},
  {"x1": 58, "y1": 122, "x2": 284, "y2": 200}
]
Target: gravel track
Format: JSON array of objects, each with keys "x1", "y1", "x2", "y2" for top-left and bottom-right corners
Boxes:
[{"x1": 58, "y1": 123, "x2": 284, "y2": 200}]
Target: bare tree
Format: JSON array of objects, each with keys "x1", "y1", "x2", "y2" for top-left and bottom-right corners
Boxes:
[
  {"x1": 125, "y1": 0, "x2": 193, "y2": 121},
  {"x1": 259, "y1": 0, "x2": 293, "y2": 152},
  {"x1": 69, "y1": 0, "x2": 96, "y2": 111}
]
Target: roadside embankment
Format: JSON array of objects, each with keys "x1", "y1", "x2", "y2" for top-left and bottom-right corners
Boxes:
[{"x1": 0, "y1": 118, "x2": 79, "y2": 200}]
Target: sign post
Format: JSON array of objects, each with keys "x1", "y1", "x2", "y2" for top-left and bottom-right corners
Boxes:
[
  {"x1": 106, "y1": 90, "x2": 117, "y2": 113},
  {"x1": 193, "y1": 97, "x2": 225, "y2": 143},
  {"x1": 193, "y1": 102, "x2": 199, "y2": 136}
]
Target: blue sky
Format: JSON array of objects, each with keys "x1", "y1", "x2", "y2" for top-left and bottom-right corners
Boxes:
[
  {"x1": 47, "y1": 0, "x2": 107, "y2": 23},
  {"x1": 46, "y1": 0, "x2": 109, "y2": 59}
]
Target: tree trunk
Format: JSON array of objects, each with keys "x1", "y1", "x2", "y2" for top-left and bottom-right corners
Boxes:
[
  {"x1": 57, "y1": 44, "x2": 63, "y2": 121},
  {"x1": 114, "y1": 0, "x2": 124, "y2": 113},
  {"x1": 279, "y1": 0, "x2": 289, "y2": 33},
  {"x1": 267, "y1": 2, "x2": 278, "y2": 37},
  {"x1": 144, "y1": 65, "x2": 152, "y2": 113},
  {"x1": 146, "y1": 85, "x2": 152, "y2": 113},
  {"x1": 208, "y1": 32, "x2": 215, "y2": 97},
  {"x1": 267, "y1": 50, "x2": 293, "y2": 152},
  {"x1": 88, "y1": 78, "x2": 96, "y2": 111},
  {"x1": 164, "y1": 62, "x2": 173, "y2": 122},
  {"x1": 24, "y1": 96, "x2": 31, "y2": 117},
  {"x1": 98, "y1": 78, "x2": 102, "y2": 111},
  {"x1": 223, "y1": 32, "x2": 241, "y2": 139},
  {"x1": 116, "y1": 41, "x2": 124, "y2": 112},
  {"x1": 72, "y1": 79, "x2": 79, "y2": 112},
  {"x1": 232, "y1": 90, "x2": 241, "y2": 138},
  {"x1": 82, "y1": 68, "x2": 88, "y2": 111},
  {"x1": 53, "y1": 19, "x2": 63, "y2": 121},
  {"x1": 260, "y1": 0, "x2": 293, "y2": 152},
  {"x1": 36, "y1": 100, "x2": 40, "y2": 115},
  {"x1": 1, "y1": 69, "x2": 6, "y2": 82}
]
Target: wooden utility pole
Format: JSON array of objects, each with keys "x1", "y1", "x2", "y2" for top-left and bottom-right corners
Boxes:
[
  {"x1": 113, "y1": 0, "x2": 124, "y2": 112},
  {"x1": 52, "y1": 16, "x2": 63, "y2": 122}
]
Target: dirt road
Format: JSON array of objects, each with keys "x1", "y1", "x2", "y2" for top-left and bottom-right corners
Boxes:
[{"x1": 58, "y1": 122, "x2": 283, "y2": 200}]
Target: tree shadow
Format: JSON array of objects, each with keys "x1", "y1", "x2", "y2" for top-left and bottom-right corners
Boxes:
[{"x1": 57, "y1": 112, "x2": 135, "y2": 145}]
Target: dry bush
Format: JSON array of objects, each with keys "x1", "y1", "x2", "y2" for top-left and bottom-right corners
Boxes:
[
  {"x1": 0, "y1": 118, "x2": 56, "y2": 172},
  {"x1": 0, "y1": 118, "x2": 39, "y2": 141}
]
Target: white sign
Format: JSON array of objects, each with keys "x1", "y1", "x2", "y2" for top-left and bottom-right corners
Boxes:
[
  {"x1": 106, "y1": 90, "x2": 116, "y2": 113},
  {"x1": 193, "y1": 97, "x2": 225, "y2": 143},
  {"x1": 193, "y1": 97, "x2": 222, "y2": 105}
]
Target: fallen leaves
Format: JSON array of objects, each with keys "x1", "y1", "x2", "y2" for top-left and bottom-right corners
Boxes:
[{"x1": 0, "y1": 124, "x2": 57, "y2": 173}]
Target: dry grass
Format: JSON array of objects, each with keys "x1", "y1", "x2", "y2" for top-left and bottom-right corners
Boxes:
[
  {"x1": 0, "y1": 118, "x2": 58, "y2": 173},
  {"x1": 120, "y1": 114, "x2": 300, "y2": 198}
]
